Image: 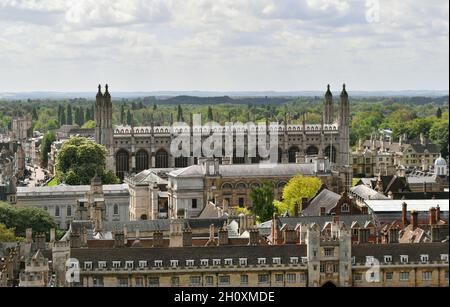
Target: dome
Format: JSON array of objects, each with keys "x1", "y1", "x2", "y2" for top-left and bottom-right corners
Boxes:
[{"x1": 435, "y1": 156, "x2": 447, "y2": 166}]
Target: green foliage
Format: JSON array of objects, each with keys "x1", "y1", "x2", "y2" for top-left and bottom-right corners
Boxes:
[
  {"x1": 0, "y1": 202, "x2": 57, "y2": 236},
  {"x1": 0, "y1": 223, "x2": 17, "y2": 242},
  {"x1": 67, "y1": 104, "x2": 73, "y2": 125},
  {"x1": 81, "y1": 120, "x2": 95, "y2": 129},
  {"x1": 249, "y1": 181, "x2": 276, "y2": 223},
  {"x1": 40, "y1": 131, "x2": 56, "y2": 168},
  {"x1": 56, "y1": 137, "x2": 119, "y2": 185},
  {"x1": 429, "y1": 118, "x2": 450, "y2": 158},
  {"x1": 277, "y1": 175, "x2": 322, "y2": 216},
  {"x1": 234, "y1": 207, "x2": 252, "y2": 216},
  {"x1": 47, "y1": 178, "x2": 59, "y2": 187}
]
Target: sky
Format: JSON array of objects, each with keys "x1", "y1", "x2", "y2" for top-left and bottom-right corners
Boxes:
[{"x1": 0, "y1": 0, "x2": 448, "y2": 92}]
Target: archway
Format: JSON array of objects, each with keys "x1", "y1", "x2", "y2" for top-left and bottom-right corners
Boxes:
[
  {"x1": 322, "y1": 281, "x2": 337, "y2": 288},
  {"x1": 306, "y1": 146, "x2": 319, "y2": 156},
  {"x1": 140, "y1": 214, "x2": 148, "y2": 221},
  {"x1": 136, "y1": 150, "x2": 149, "y2": 172},
  {"x1": 116, "y1": 149, "x2": 130, "y2": 181},
  {"x1": 288, "y1": 146, "x2": 300, "y2": 163},
  {"x1": 155, "y1": 149, "x2": 169, "y2": 168}
]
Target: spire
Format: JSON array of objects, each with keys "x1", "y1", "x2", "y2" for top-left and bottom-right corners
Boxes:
[
  {"x1": 104, "y1": 84, "x2": 111, "y2": 98},
  {"x1": 96, "y1": 84, "x2": 102, "y2": 98},
  {"x1": 326, "y1": 84, "x2": 332, "y2": 96},
  {"x1": 341, "y1": 84, "x2": 348, "y2": 97}
]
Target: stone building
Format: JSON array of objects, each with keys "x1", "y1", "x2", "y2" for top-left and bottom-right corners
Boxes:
[
  {"x1": 10, "y1": 115, "x2": 32, "y2": 142},
  {"x1": 19, "y1": 250, "x2": 49, "y2": 287},
  {"x1": 43, "y1": 219, "x2": 449, "y2": 288},
  {"x1": 16, "y1": 180, "x2": 130, "y2": 229},
  {"x1": 94, "y1": 84, "x2": 352, "y2": 191}
]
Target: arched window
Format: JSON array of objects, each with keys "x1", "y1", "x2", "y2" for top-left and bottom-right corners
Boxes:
[
  {"x1": 250, "y1": 182, "x2": 261, "y2": 189},
  {"x1": 113, "y1": 204, "x2": 119, "y2": 215},
  {"x1": 325, "y1": 146, "x2": 337, "y2": 163},
  {"x1": 277, "y1": 182, "x2": 287, "y2": 189},
  {"x1": 116, "y1": 150, "x2": 130, "y2": 181},
  {"x1": 221, "y1": 183, "x2": 233, "y2": 190},
  {"x1": 67, "y1": 205, "x2": 72, "y2": 217},
  {"x1": 341, "y1": 203, "x2": 350, "y2": 213},
  {"x1": 306, "y1": 146, "x2": 319, "y2": 156},
  {"x1": 136, "y1": 150, "x2": 149, "y2": 172},
  {"x1": 141, "y1": 214, "x2": 148, "y2": 221},
  {"x1": 55, "y1": 206, "x2": 60, "y2": 217},
  {"x1": 175, "y1": 157, "x2": 188, "y2": 168},
  {"x1": 288, "y1": 146, "x2": 300, "y2": 163},
  {"x1": 236, "y1": 182, "x2": 247, "y2": 190},
  {"x1": 156, "y1": 149, "x2": 169, "y2": 168}
]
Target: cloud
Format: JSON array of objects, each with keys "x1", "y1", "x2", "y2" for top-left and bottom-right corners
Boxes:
[{"x1": 0, "y1": 0, "x2": 448, "y2": 91}]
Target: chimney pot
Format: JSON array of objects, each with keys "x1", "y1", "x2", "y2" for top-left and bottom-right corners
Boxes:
[
  {"x1": 410, "y1": 211, "x2": 419, "y2": 229},
  {"x1": 402, "y1": 202, "x2": 408, "y2": 227},
  {"x1": 429, "y1": 207, "x2": 437, "y2": 225}
]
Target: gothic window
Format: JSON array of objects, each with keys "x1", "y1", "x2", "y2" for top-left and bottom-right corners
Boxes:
[
  {"x1": 116, "y1": 150, "x2": 130, "y2": 181},
  {"x1": 155, "y1": 149, "x2": 169, "y2": 168},
  {"x1": 306, "y1": 146, "x2": 319, "y2": 156},
  {"x1": 325, "y1": 146, "x2": 337, "y2": 163},
  {"x1": 55, "y1": 206, "x2": 60, "y2": 217},
  {"x1": 113, "y1": 204, "x2": 119, "y2": 215},
  {"x1": 136, "y1": 150, "x2": 149, "y2": 172},
  {"x1": 288, "y1": 146, "x2": 299, "y2": 163},
  {"x1": 221, "y1": 183, "x2": 233, "y2": 190},
  {"x1": 175, "y1": 157, "x2": 188, "y2": 168}
]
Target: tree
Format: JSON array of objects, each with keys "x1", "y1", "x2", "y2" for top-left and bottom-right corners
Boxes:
[
  {"x1": 436, "y1": 107, "x2": 443, "y2": 119},
  {"x1": 249, "y1": 181, "x2": 276, "y2": 222},
  {"x1": 67, "y1": 105, "x2": 73, "y2": 125},
  {"x1": 430, "y1": 119, "x2": 449, "y2": 159},
  {"x1": 177, "y1": 105, "x2": 184, "y2": 122},
  {"x1": 207, "y1": 106, "x2": 213, "y2": 121},
  {"x1": 59, "y1": 105, "x2": 66, "y2": 126},
  {"x1": 40, "y1": 131, "x2": 56, "y2": 168},
  {"x1": 0, "y1": 223, "x2": 16, "y2": 242},
  {"x1": 120, "y1": 104, "x2": 125, "y2": 124},
  {"x1": 81, "y1": 120, "x2": 95, "y2": 129},
  {"x1": 276, "y1": 175, "x2": 322, "y2": 216},
  {"x1": 55, "y1": 137, "x2": 119, "y2": 185},
  {"x1": 0, "y1": 202, "x2": 56, "y2": 236},
  {"x1": 32, "y1": 107, "x2": 39, "y2": 120},
  {"x1": 127, "y1": 109, "x2": 132, "y2": 125}
]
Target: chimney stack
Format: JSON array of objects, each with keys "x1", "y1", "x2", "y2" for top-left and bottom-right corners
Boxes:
[
  {"x1": 294, "y1": 203, "x2": 299, "y2": 217},
  {"x1": 402, "y1": 202, "x2": 408, "y2": 227},
  {"x1": 218, "y1": 224, "x2": 229, "y2": 246},
  {"x1": 436, "y1": 205, "x2": 441, "y2": 222},
  {"x1": 410, "y1": 211, "x2": 419, "y2": 229},
  {"x1": 182, "y1": 227, "x2": 192, "y2": 247},
  {"x1": 153, "y1": 230, "x2": 164, "y2": 248},
  {"x1": 35, "y1": 233, "x2": 46, "y2": 250},
  {"x1": 283, "y1": 226, "x2": 297, "y2": 245},
  {"x1": 388, "y1": 227, "x2": 399, "y2": 244},
  {"x1": 26, "y1": 228, "x2": 33, "y2": 243},
  {"x1": 429, "y1": 207, "x2": 437, "y2": 225},
  {"x1": 114, "y1": 231, "x2": 125, "y2": 248},
  {"x1": 248, "y1": 228, "x2": 259, "y2": 246}
]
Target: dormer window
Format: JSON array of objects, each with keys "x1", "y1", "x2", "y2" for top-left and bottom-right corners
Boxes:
[
  {"x1": 125, "y1": 261, "x2": 134, "y2": 269},
  {"x1": 273, "y1": 257, "x2": 281, "y2": 265},
  {"x1": 239, "y1": 258, "x2": 247, "y2": 266},
  {"x1": 212, "y1": 259, "x2": 221, "y2": 266},
  {"x1": 290, "y1": 257, "x2": 299, "y2": 264},
  {"x1": 257, "y1": 258, "x2": 266, "y2": 265},
  {"x1": 200, "y1": 259, "x2": 209, "y2": 267},
  {"x1": 301, "y1": 257, "x2": 308, "y2": 264},
  {"x1": 112, "y1": 261, "x2": 121, "y2": 269},
  {"x1": 186, "y1": 260, "x2": 195, "y2": 267},
  {"x1": 224, "y1": 259, "x2": 233, "y2": 266},
  {"x1": 400, "y1": 255, "x2": 409, "y2": 263},
  {"x1": 366, "y1": 256, "x2": 375, "y2": 264},
  {"x1": 139, "y1": 261, "x2": 147, "y2": 268},
  {"x1": 351, "y1": 257, "x2": 356, "y2": 265},
  {"x1": 98, "y1": 261, "x2": 107, "y2": 269},
  {"x1": 384, "y1": 256, "x2": 392, "y2": 263},
  {"x1": 341, "y1": 203, "x2": 350, "y2": 213},
  {"x1": 441, "y1": 254, "x2": 449, "y2": 262},
  {"x1": 170, "y1": 260, "x2": 179, "y2": 268},
  {"x1": 154, "y1": 260, "x2": 163, "y2": 267},
  {"x1": 420, "y1": 255, "x2": 429, "y2": 263},
  {"x1": 84, "y1": 262, "x2": 93, "y2": 270}
]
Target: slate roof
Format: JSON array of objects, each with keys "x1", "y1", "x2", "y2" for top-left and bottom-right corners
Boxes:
[
  {"x1": 351, "y1": 242, "x2": 448, "y2": 264},
  {"x1": 169, "y1": 164, "x2": 316, "y2": 178},
  {"x1": 17, "y1": 184, "x2": 130, "y2": 196},
  {"x1": 350, "y1": 185, "x2": 389, "y2": 200},
  {"x1": 302, "y1": 188, "x2": 341, "y2": 216}
]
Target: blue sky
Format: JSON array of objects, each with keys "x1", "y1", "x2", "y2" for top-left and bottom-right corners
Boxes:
[{"x1": 0, "y1": 0, "x2": 448, "y2": 92}]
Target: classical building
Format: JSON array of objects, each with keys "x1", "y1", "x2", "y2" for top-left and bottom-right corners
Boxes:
[
  {"x1": 352, "y1": 134, "x2": 442, "y2": 177},
  {"x1": 16, "y1": 179, "x2": 130, "y2": 229},
  {"x1": 94, "y1": 84, "x2": 352, "y2": 191}
]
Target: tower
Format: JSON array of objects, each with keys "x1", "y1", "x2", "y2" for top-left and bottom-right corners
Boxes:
[
  {"x1": 337, "y1": 84, "x2": 352, "y2": 192},
  {"x1": 324, "y1": 84, "x2": 333, "y2": 124},
  {"x1": 95, "y1": 84, "x2": 115, "y2": 172}
]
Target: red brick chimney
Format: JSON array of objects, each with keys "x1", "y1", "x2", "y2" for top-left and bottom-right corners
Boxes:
[
  {"x1": 402, "y1": 202, "x2": 408, "y2": 227},
  {"x1": 436, "y1": 205, "x2": 441, "y2": 222},
  {"x1": 294, "y1": 203, "x2": 299, "y2": 218},
  {"x1": 410, "y1": 211, "x2": 418, "y2": 229},
  {"x1": 429, "y1": 207, "x2": 437, "y2": 225}
]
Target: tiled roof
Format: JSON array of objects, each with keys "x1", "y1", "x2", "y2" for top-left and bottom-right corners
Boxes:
[
  {"x1": 302, "y1": 188, "x2": 341, "y2": 216},
  {"x1": 350, "y1": 185, "x2": 389, "y2": 200}
]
